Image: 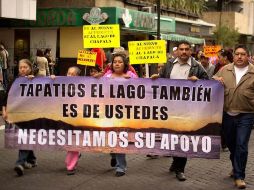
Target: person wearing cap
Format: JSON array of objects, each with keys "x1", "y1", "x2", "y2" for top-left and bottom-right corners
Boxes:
[{"x1": 200, "y1": 54, "x2": 215, "y2": 79}]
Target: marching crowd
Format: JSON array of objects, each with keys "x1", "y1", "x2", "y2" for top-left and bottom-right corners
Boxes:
[{"x1": 1, "y1": 41, "x2": 254, "y2": 189}]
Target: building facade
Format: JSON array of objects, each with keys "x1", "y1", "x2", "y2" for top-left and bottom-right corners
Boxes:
[
  {"x1": 203, "y1": 0, "x2": 254, "y2": 51},
  {"x1": 0, "y1": 0, "x2": 215, "y2": 75}
]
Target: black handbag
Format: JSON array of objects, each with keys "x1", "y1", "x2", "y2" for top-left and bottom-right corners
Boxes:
[{"x1": 32, "y1": 57, "x2": 39, "y2": 75}]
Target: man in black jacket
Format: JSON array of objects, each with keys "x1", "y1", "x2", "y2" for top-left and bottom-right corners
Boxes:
[{"x1": 151, "y1": 40, "x2": 208, "y2": 181}]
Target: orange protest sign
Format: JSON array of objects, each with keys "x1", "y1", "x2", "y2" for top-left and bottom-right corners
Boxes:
[{"x1": 203, "y1": 45, "x2": 222, "y2": 57}]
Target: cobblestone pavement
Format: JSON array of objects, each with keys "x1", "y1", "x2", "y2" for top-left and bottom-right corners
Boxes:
[{"x1": 0, "y1": 117, "x2": 253, "y2": 190}]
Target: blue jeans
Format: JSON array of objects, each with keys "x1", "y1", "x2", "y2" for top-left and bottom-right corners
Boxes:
[
  {"x1": 16, "y1": 150, "x2": 36, "y2": 166},
  {"x1": 111, "y1": 153, "x2": 126, "y2": 173},
  {"x1": 222, "y1": 112, "x2": 254, "y2": 180}
]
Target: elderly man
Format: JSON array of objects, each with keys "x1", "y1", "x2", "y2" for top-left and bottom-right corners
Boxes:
[
  {"x1": 151, "y1": 40, "x2": 208, "y2": 181},
  {"x1": 200, "y1": 54, "x2": 215, "y2": 79},
  {"x1": 213, "y1": 45, "x2": 254, "y2": 189},
  {"x1": 66, "y1": 66, "x2": 81, "y2": 77}
]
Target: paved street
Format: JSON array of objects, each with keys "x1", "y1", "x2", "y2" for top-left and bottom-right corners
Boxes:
[{"x1": 0, "y1": 118, "x2": 254, "y2": 190}]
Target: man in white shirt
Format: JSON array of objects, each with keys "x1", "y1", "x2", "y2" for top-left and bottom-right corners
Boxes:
[
  {"x1": 213, "y1": 44, "x2": 254, "y2": 189},
  {"x1": 151, "y1": 40, "x2": 208, "y2": 181}
]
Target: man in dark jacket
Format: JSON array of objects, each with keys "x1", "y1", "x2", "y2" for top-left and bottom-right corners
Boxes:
[{"x1": 151, "y1": 40, "x2": 208, "y2": 181}]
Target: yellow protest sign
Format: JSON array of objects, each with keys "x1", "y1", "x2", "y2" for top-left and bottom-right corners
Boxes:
[
  {"x1": 204, "y1": 45, "x2": 222, "y2": 57},
  {"x1": 83, "y1": 24, "x2": 120, "y2": 48},
  {"x1": 77, "y1": 50, "x2": 97, "y2": 66},
  {"x1": 128, "y1": 40, "x2": 167, "y2": 64}
]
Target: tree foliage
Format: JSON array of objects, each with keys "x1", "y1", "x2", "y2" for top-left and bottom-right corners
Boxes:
[
  {"x1": 150, "y1": 0, "x2": 207, "y2": 16},
  {"x1": 213, "y1": 25, "x2": 240, "y2": 47}
]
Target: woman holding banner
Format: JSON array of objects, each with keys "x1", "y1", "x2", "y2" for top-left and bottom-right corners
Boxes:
[
  {"x1": 64, "y1": 66, "x2": 82, "y2": 175},
  {"x1": 2, "y1": 59, "x2": 37, "y2": 176},
  {"x1": 104, "y1": 52, "x2": 137, "y2": 177}
]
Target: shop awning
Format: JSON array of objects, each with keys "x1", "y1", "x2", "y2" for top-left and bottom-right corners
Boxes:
[
  {"x1": 121, "y1": 27, "x2": 157, "y2": 35},
  {"x1": 160, "y1": 33, "x2": 205, "y2": 44}
]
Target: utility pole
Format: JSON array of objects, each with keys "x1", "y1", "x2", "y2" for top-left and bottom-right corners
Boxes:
[
  {"x1": 218, "y1": 0, "x2": 224, "y2": 47},
  {"x1": 157, "y1": 0, "x2": 161, "y2": 40},
  {"x1": 149, "y1": 0, "x2": 161, "y2": 76}
]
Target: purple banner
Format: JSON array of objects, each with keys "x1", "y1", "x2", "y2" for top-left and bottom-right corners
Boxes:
[{"x1": 5, "y1": 77, "x2": 224, "y2": 158}]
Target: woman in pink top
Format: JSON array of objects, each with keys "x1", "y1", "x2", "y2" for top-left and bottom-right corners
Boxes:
[{"x1": 104, "y1": 53, "x2": 137, "y2": 177}]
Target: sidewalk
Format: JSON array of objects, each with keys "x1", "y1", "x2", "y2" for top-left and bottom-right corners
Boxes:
[{"x1": 0, "y1": 117, "x2": 254, "y2": 190}]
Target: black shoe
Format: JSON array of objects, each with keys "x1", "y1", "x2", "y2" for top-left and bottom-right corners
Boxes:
[
  {"x1": 111, "y1": 158, "x2": 117, "y2": 167},
  {"x1": 67, "y1": 169, "x2": 76, "y2": 175},
  {"x1": 14, "y1": 165, "x2": 24, "y2": 176},
  {"x1": 176, "y1": 172, "x2": 186, "y2": 181},
  {"x1": 115, "y1": 171, "x2": 125, "y2": 177}
]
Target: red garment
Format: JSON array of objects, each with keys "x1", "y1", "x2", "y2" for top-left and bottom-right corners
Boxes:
[{"x1": 91, "y1": 48, "x2": 107, "y2": 68}]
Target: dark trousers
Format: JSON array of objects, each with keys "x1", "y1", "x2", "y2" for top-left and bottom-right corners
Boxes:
[
  {"x1": 2, "y1": 68, "x2": 8, "y2": 90},
  {"x1": 15, "y1": 150, "x2": 36, "y2": 166},
  {"x1": 171, "y1": 157, "x2": 187, "y2": 173},
  {"x1": 111, "y1": 153, "x2": 126, "y2": 173},
  {"x1": 220, "y1": 126, "x2": 227, "y2": 148},
  {"x1": 222, "y1": 112, "x2": 254, "y2": 180}
]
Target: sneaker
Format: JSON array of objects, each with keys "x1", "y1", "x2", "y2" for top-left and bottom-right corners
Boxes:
[
  {"x1": 176, "y1": 172, "x2": 186, "y2": 181},
  {"x1": 23, "y1": 162, "x2": 33, "y2": 169},
  {"x1": 14, "y1": 165, "x2": 24, "y2": 176},
  {"x1": 235, "y1": 179, "x2": 246, "y2": 189},
  {"x1": 67, "y1": 169, "x2": 76, "y2": 175},
  {"x1": 31, "y1": 161, "x2": 38, "y2": 167},
  {"x1": 29, "y1": 160, "x2": 38, "y2": 167},
  {"x1": 115, "y1": 171, "x2": 125, "y2": 177}
]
